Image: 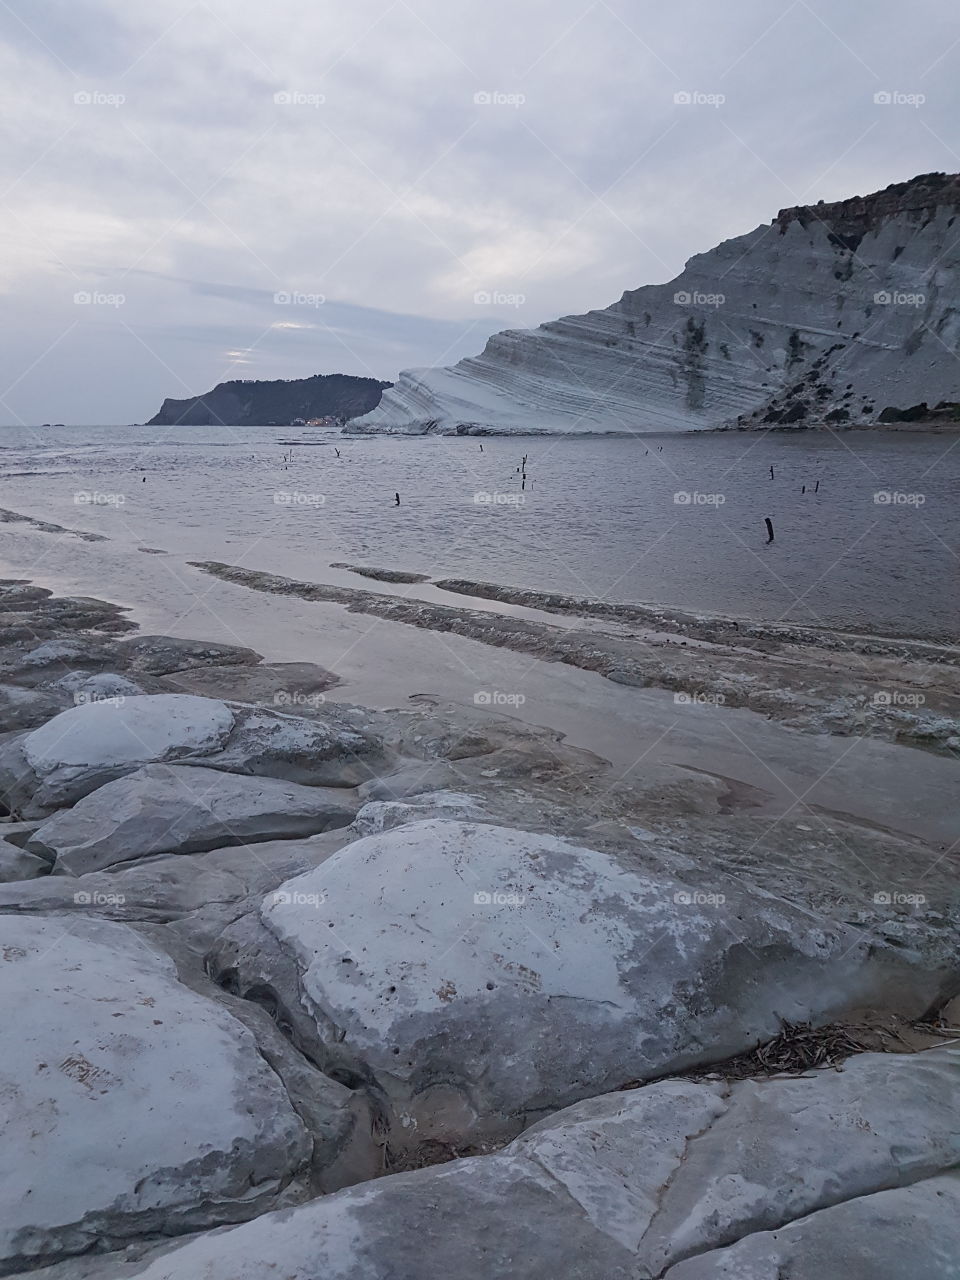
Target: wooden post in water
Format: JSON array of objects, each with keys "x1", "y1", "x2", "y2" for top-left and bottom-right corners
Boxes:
[{"x1": 764, "y1": 517, "x2": 775, "y2": 543}]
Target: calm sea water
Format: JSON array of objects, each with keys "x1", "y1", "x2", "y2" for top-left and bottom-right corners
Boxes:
[{"x1": 0, "y1": 425, "x2": 957, "y2": 640}]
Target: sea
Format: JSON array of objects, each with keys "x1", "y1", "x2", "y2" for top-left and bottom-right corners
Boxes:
[{"x1": 0, "y1": 424, "x2": 957, "y2": 641}]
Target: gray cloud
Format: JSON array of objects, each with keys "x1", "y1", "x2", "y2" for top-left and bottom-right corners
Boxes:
[{"x1": 0, "y1": 0, "x2": 957, "y2": 423}]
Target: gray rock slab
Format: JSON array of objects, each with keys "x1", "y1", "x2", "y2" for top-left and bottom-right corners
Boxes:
[
  {"x1": 28, "y1": 763, "x2": 358, "y2": 874},
  {"x1": 663, "y1": 1173, "x2": 960, "y2": 1280},
  {"x1": 91, "y1": 1047, "x2": 960, "y2": 1280}
]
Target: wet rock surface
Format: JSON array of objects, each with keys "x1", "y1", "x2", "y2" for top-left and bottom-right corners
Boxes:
[
  {"x1": 0, "y1": 579, "x2": 957, "y2": 1278},
  {"x1": 191, "y1": 561, "x2": 960, "y2": 755}
]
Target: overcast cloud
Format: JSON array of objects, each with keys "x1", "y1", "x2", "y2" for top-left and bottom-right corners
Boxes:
[{"x1": 1, "y1": 0, "x2": 958, "y2": 424}]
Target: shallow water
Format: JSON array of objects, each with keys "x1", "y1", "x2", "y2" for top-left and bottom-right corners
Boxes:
[{"x1": 0, "y1": 424, "x2": 957, "y2": 639}]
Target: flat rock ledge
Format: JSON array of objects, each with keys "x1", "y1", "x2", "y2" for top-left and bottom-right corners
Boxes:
[{"x1": 59, "y1": 1047, "x2": 960, "y2": 1280}]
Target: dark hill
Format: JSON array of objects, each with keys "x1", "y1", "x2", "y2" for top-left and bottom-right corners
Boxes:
[{"x1": 147, "y1": 373, "x2": 391, "y2": 426}]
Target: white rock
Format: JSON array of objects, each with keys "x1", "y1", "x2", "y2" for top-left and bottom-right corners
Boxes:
[
  {"x1": 513, "y1": 1047, "x2": 960, "y2": 1271},
  {"x1": 28, "y1": 763, "x2": 359, "y2": 874},
  {"x1": 238, "y1": 820, "x2": 947, "y2": 1146},
  {"x1": 0, "y1": 915, "x2": 311, "y2": 1274},
  {"x1": 663, "y1": 1175, "x2": 960, "y2": 1280},
  {"x1": 0, "y1": 695, "x2": 379, "y2": 817},
  {"x1": 24, "y1": 694, "x2": 234, "y2": 775},
  {"x1": 50, "y1": 672, "x2": 146, "y2": 702},
  {"x1": 354, "y1": 182, "x2": 960, "y2": 434},
  {"x1": 352, "y1": 791, "x2": 483, "y2": 835},
  {"x1": 103, "y1": 1048, "x2": 960, "y2": 1280},
  {"x1": 15, "y1": 693, "x2": 235, "y2": 812},
  {"x1": 207, "y1": 702, "x2": 376, "y2": 786}
]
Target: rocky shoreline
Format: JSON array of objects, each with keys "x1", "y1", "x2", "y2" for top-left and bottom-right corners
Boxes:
[
  {"x1": 191, "y1": 559, "x2": 960, "y2": 752},
  {"x1": 1, "y1": 577, "x2": 958, "y2": 1279}
]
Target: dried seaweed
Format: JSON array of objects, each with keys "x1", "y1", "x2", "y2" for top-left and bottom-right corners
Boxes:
[{"x1": 621, "y1": 1016, "x2": 934, "y2": 1090}]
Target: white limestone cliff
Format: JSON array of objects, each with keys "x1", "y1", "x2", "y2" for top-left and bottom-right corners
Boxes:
[{"x1": 354, "y1": 173, "x2": 960, "y2": 434}]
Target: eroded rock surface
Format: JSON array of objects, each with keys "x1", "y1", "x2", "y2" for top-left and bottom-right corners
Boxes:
[
  {"x1": 210, "y1": 820, "x2": 954, "y2": 1153},
  {"x1": 0, "y1": 695, "x2": 381, "y2": 817},
  {"x1": 663, "y1": 1175, "x2": 960, "y2": 1279},
  {"x1": 0, "y1": 915, "x2": 311, "y2": 1274},
  {"x1": 28, "y1": 764, "x2": 358, "y2": 874},
  {"x1": 84, "y1": 1047, "x2": 960, "y2": 1280},
  {"x1": 354, "y1": 173, "x2": 960, "y2": 435},
  {"x1": 1, "y1": 581, "x2": 959, "y2": 1280}
]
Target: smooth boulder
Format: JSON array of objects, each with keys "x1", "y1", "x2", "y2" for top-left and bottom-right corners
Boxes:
[
  {"x1": 28, "y1": 763, "x2": 359, "y2": 874},
  {"x1": 2, "y1": 694, "x2": 234, "y2": 814},
  {"x1": 0, "y1": 915, "x2": 311, "y2": 1274},
  {"x1": 214, "y1": 820, "x2": 952, "y2": 1149},
  {"x1": 0, "y1": 694, "x2": 379, "y2": 816}
]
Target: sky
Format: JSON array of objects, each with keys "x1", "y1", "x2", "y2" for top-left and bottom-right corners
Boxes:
[{"x1": 0, "y1": 0, "x2": 958, "y2": 425}]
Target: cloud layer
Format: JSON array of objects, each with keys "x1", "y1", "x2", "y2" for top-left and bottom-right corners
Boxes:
[{"x1": 1, "y1": 0, "x2": 957, "y2": 423}]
